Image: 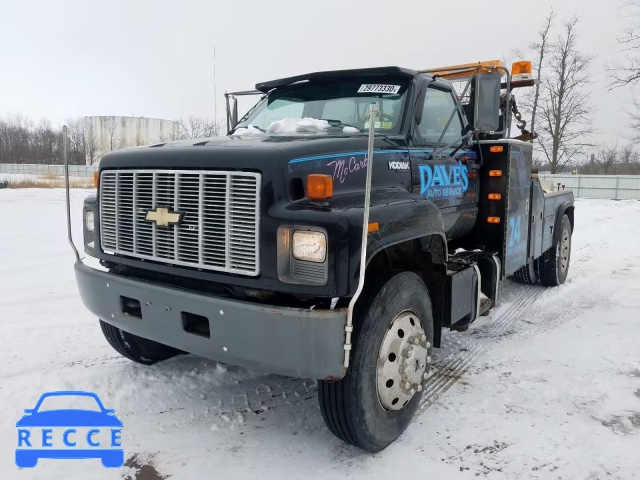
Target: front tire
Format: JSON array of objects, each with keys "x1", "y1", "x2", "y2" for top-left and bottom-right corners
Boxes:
[
  {"x1": 100, "y1": 320, "x2": 182, "y2": 365},
  {"x1": 318, "y1": 271, "x2": 434, "y2": 452},
  {"x1": 539, "y1": 214, "x2": 572, "y2": 286}
]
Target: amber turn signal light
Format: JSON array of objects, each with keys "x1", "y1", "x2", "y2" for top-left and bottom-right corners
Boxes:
[
  {"x1": 488, "y1": 193, "x2": 502, "y2": 200},
  {"x1": 487, "y1": 217, "x2": 501, "y2": 224},
  {"x1": 489, "y1": 170, "x2": 503, "y2": 177},
  {"x1": 94, "y1": 171, "x2": 99, "y2": 188},
  {"x1": 307, "y1": 174, "x2": 333, "y2": 200},
  {"x1": 489, "y1": 146, "x2": 504, "y2": 153},
  {"x1": 368, "y1": 222, "x2": 379, "y2": 233}
]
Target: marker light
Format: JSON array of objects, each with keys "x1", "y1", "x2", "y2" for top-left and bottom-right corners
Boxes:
[
  {"x1": 489, "y1": 170, "x2": 503, "y2": 177},
  {"x1": 94, "y1": 171, "x2": 99, "y2": 188},
  {"x1": 368, "y1": 222, "x2": 379, "y2": 233},
  {"x1": 489, "y1": 146, "x2": 504, "y2": 153},
  {"x1": 487, "y1": 217, "x2": 501, "y2": 224},
  {"x1": 488, "y1": 193, "x2": 502, "y2": 200},
  {"x1": 306, "y1": 174, "x2": 333, "y2": 200}
]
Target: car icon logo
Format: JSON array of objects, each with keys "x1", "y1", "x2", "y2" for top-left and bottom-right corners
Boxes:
[{"x1": 16, "y1": 391, "x2": 123, "y2": 468}]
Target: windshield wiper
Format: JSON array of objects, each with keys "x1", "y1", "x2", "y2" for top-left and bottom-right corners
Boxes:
[
  {"x1": 319, "y1": 119, "x2": 363, "y2": 132},
  {"x1": 441, "y1": 131, "x2": 474, "y2": 158},
  {"x1": 229, "y1": 125, "x2": 266, "y2": 135}
]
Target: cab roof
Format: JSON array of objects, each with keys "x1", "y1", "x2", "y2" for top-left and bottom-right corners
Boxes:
[{"x1": 255, "y1": 66, "x2": 419, "y2": 93}]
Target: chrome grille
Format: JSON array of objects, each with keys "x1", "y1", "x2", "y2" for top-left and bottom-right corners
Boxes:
[{"x1": 100, "y1": 169, "x2": 261, "y2": 275}]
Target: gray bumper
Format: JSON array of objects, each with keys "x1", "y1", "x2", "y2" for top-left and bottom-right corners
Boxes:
[{"x1": 74, "y1": 262, "x2": 347, "y2": 379}]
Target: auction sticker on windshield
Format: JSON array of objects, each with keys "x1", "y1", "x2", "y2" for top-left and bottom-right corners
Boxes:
[{"x1": 357, "y1": 84, "x2": 400, "y2": 94}]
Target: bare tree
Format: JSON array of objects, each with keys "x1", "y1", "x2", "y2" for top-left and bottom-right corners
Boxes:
[
  {"x1": 629, "y1": 98, "x2": 640, "y2": 143},
  {"x1": 621, "y1": 143, "x2": 639, "y2": 164},
  {"x1": 598, "y1": 140, "x2": 620, "y2": 174},
  {"x1": 84, "y1": 118, "x2": 99, "y2": 165},
  {"x1": 0, "y1": 114, "x2": 90, "y2": 165},
  {"x1": 177, "y1": 116, "x2": 222, "y2": 139},
  {"x1": 606, "y1": 2, "x2": 640, "y2": 145},
  {"x1": 66, "y1": 117, "x2": 87, "y2": 165},
  {"x1": 529, "y1": 10, "x2": 555, "y2": 141},
  {"x1": 609, "y1": 1, "x2": 640, "y2": 87},
  {"x1": 537, "y1": 18, "x2": 593, "y2": 173},
  {"x1": 32, "y1": 118, "x2": 59, "y2": 164},
  {"x1": 103, "y1": 117, "x2": 123, "y2": 153},
  {"x1": 2, "y1": 115, "x2": 33, "y2": 163},
  {"x1": 580, "y1": 143, "x2": 640, "y2": 175}
]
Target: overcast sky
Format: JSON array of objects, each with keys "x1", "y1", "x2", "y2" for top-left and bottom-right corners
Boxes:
[{"x1": 1, "y1": 0, "x2": 637, "y2": 146}]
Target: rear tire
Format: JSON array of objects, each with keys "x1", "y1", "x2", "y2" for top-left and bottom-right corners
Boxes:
[
  {"x1": 100, "y1": 320, "x2": 182, "y2": 365},
  {"x1": 513, "y1": 261, "x2": 538, "y2": 284},
  {"x1": 318, "y1": 271, "x2": 434, "y2": 452},
  {"x1": 539, "y1": 214, "x2": 572, "y2": 286}
]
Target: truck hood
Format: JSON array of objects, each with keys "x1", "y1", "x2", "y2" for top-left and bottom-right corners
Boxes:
[{"x1": 99, "y1": 134, "x2": 406, "y2": 171}]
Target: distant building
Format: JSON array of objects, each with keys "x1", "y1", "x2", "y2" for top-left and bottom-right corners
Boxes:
[{"x1": 86, "y1": 116, "x2": 179, "y2": 165}]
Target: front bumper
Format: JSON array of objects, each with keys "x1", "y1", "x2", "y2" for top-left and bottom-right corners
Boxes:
[{"x1": 75, "y1": 262, "x2": 347, "y2": 379}]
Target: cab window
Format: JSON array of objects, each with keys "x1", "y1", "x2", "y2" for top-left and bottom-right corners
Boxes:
[{"x1": 417, "y1": 87, "x2": 464, "y2": 145}]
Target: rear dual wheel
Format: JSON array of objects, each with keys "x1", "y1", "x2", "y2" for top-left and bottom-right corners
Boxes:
[
  {"x1": 513, "y1": 214, "x2": 572, "y2": 287},
  {"x1": 539, "y1": 215, "x2": 572, "y2": 286},
  {"x1": 318, "y1": 271, "x2": 434, "y2": 452}
]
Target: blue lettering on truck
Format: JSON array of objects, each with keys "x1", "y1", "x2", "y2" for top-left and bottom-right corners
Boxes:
[{"x1": 419, "y1": 161, "x2": 469, "y2": 199}]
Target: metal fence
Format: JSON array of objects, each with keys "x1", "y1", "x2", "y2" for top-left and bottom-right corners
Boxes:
[
  {"x1": 0, "y1": 163, "x2": 98, "y2": 178},
  {"x1": 538, "y1": 174, "x2": 640, "y2": 200}
]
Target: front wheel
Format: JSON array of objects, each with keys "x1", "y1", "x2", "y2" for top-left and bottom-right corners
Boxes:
[
  {"x1": 318, "y1": 271, "x2": 434, "y2": 452},
  {"x1": 99, "y1": 320, "x2": 182, "y2": 365}
]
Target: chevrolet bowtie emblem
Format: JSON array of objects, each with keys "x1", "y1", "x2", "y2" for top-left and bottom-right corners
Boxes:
[{"x1": 145, "y1": 207, "x2": 184, "y2": 227}]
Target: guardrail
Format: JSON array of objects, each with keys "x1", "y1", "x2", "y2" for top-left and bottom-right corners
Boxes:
[
  {"x1": 0, "y1": 163, "x2": 98, "y2": 178},
  {"x1": 538, "y1": 174, "x2": 640, "y2": 200}
]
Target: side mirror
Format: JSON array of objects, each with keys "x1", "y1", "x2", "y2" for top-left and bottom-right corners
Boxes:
[
  {"x1": 474, "y1": 73, "x2": 501, "y2": 133},
  {"x1": 225, "y1": 95, "x2": 240, "y2": 133},
  {"x1": 414, "y1": 85, "x2": 427, "y2": 125},
  {"x1": 232, "y1": 97, "x2": 238, "y2": 128}
]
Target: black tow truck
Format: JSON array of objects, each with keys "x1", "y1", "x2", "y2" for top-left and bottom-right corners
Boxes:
[{"x1": 70, "y1": 60, "x2": 574, "y2": 451}]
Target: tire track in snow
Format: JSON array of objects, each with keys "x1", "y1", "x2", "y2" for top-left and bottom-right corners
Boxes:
[
  {"x1": 416, "y1": 238, "x2": 600, "y2": 413},
  {"x1": 122, "y1": 240, "x2": 598, "y2": 430},
  {"x1": 418, "y1": 285, "x2": 547, "y2": 413}
]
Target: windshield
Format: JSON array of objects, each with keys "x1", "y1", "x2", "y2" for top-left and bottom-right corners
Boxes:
[{"x1": 233, "y1": 76, "x2": 410, "y2": 135}]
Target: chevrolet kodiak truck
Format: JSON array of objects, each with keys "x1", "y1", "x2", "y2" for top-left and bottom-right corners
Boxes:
[{"x1": 70, "y1": 60, "x2": 574, "y2": 452}]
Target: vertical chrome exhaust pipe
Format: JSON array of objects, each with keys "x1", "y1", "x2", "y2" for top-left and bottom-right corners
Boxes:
[
  {"x1": 64, "y1": 124, "x2": 81, "y2": 262},
  {"x1": 344, "y1": 102, "x2": 376, "y2": 369}
]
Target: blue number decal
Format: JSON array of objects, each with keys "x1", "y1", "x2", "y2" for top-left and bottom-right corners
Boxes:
[{"x1": 508, "y1": 216, "x2": 522, "y2": 247}]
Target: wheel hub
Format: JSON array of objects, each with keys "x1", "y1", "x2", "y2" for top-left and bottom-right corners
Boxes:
[
  {"x1": 561, "y1": 224, "x2": 570, "y2": 272},
  {"x1": 376, "y1": 311, "x2": 431, "y2": 412}
]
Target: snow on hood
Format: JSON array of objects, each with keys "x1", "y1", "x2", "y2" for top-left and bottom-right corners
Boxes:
[
  {"x1": 266, "y1": 117, "x2": 331, "y2": 134},
  {"x1": 231, "y1": 125, "x2": 264, "y2": 136},
  {"x1": 232, "y1": 118, "x2": 361, "y2": 136}
]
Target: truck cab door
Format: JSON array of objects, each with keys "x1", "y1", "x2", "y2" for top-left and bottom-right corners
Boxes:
[{"x1": 408, "y1": 79, "x2": 480, "y2": 239}]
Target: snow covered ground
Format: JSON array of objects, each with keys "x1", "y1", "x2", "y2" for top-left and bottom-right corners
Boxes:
[{"x1": 1, "y1": 189, "x2": 639, "y2": 480}]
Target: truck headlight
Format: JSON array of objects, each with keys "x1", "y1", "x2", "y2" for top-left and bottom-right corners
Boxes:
[
  {"x1": 277, "y1": 226, "x2": 328, "y2": 285},
  {"x1": 292, "y1": 231, "x2": 326, "y2": 263},
  {"x1": 85, "y1": 210, "x2": 95, "y2": 232}
]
